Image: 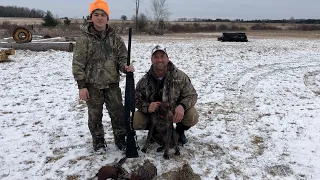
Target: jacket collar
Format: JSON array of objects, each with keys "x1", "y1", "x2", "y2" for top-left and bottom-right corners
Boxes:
[{"x1": 80, "y1": 22, "x2": 114, "y2": 38}]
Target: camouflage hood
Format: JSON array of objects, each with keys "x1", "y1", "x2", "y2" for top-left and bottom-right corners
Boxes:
[
  {"x1": 135, "y1": 61, "x2": 198, "y2": 113},
  {"x1": 72, "y1": 22, "x2": 128, "y2": 89},
  {"x1": 79, "y1": 23, "x2": 92, "y2": 35}
]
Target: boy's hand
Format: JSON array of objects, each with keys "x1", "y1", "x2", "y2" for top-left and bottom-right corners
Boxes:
[
  {"x1": 79, "y1": 88, "x2": 89, "y2": 101},
  {"x1": 125, "y1": 65, "x2": 135, "y2": 72}
]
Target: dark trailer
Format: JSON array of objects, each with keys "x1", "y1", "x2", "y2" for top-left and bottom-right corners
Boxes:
[{"x1": 218, "y1": 32, "x2": 248, "y2": 42}]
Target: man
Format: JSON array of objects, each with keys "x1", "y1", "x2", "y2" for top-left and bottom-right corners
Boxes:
[
  {"x1": 72, "y1": 0, "x2": 134, "y2": 152},
  {"x1": 133, "y1": 45, "x2": 199, "y2": 144}
]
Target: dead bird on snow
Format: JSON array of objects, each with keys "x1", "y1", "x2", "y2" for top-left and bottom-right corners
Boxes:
[
  {"x1": 130, "y1": 159, "x2": 157, "y2": 180},
  {"x1": 89, "y1": 157, "x2": 130, "y2": 180}
]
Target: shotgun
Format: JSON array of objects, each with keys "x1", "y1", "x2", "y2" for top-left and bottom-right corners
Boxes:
[{"x1": 123, "y1": 28, "x2": 139, "y2": 158}]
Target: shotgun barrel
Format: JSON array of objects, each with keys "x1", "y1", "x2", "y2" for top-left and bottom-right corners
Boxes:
[{"x1": 123, "y1": 28, "x2": 139, "y2": 158}]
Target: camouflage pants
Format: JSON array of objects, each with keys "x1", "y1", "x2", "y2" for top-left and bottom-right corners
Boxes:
[{"x1": 86, "y1": 83, "x2": 126, "y2": 143}]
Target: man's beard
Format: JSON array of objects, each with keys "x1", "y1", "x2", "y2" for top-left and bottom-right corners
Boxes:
[{"x1": 154, "y1": 62, "x2": 167, "y2": 71}]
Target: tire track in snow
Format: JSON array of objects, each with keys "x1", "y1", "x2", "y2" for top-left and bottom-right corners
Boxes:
[
  {"x1": 225, "y1": 61, "x2": 320, "y2": 121},
  {"x1": 238, "y1": 64, "x2": 320, "y2": 120},
  {"x1": 221, "y1": 60, "x2": 320, "y2": 177}
]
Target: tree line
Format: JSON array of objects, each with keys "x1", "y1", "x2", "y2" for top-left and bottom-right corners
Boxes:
[
  {"x1": 176, "y1": 18, "x2": 320, "y2": 24},
  {"x1": 0, "y1": 5, "x2": 45, "y2": 18}
]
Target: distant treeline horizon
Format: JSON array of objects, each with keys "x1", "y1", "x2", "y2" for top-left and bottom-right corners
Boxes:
[
  {"x1": 0, "y1": 5, "x2": 45, "y2": 18},
  {"x1": 175, "y1": 18, "x2": 320, "y2": 24},
  {"x1": 1, "y1": 5, "x2": 319, "y2": 25}
]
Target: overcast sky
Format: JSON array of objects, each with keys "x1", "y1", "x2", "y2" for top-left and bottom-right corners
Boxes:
[{"x1": 2, "y1": 0, "x2": 320, "y2": 20}]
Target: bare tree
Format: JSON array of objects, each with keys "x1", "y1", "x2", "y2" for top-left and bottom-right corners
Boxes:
[
  {"x1": 150, "y1": 0, "x2": 171, "y2": 31},
  {"x1": 134, "y1": 0, "x2": 140, "y2": 31},
  {"x1": 137, "y1": 13, "x2": 149, "y2": 30},
  {"x1": 289, "y1": 16, "x2": 295, "y2": 24}
]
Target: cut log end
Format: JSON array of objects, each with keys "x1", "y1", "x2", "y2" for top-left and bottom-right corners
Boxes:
[
  {"x1": 5, "y1": 48, "x2": 15, "y2": 55},
  {"x1": 0, "y1": 48, "x2": 15, "y2": 61}
]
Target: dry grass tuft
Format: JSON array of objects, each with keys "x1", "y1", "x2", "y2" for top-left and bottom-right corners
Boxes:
[
  {"x1": 252, "y1": 136, "x2": 264, "y2": 144},
  {"x1": 66, "y1": 175, "x2": 80, "y2": 180}
]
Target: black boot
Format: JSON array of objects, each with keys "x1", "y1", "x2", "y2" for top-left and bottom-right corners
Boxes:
[
  {"x1": 176, "y1": 122, "x2": 191, "y2": 145},
  {"x1": 93, "y1": 136, "x2": 107, "y2": 151},
  {"x1": 115, "y1": 135, "x2": 126, "y2": 151}
]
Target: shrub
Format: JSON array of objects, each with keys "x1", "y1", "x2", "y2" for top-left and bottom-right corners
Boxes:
[
  {"x1": 131, "y1": 13, "x2": 148, "y2": 31},
  {"x1": 42, "y1": 11, "x2": 59, "y2": 27},
  {"x1": 168, "y1": 24, "x2": 184, "y2": 33},
  {"x1": 217, "y1": 24, "x2": 229, "y2": 31},
  {"x1": 64, "y1": 17, "x2": 71, "y2": 26},
  {"x1": 0, "y1": 21, "x2": 13, "y2": 29},
  {"x1": 251, "y1": 24, "x2": 281, "y2": 30},
  {"x1": 207, "y1": 24, "x2": 217, "y2": 31}
]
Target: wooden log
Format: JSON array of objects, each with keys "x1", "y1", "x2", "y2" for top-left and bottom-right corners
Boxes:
[
  {"x1": 0, "y1": 48, "x2": 15, "y2": 61},
  {"x1": 0, "y1": 42, "x2": 74, "y2": 52},
  {"x1": 0, "y1": 50, "x2": 6, "y2": 61}
]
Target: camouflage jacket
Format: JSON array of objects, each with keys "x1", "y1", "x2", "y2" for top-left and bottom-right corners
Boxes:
[
  {"x1": 72, "y1": 23, "x2": 127, "y2": 89},
  {"x1": 135, "y1": 61, "x2": 198, "y2": 113}
]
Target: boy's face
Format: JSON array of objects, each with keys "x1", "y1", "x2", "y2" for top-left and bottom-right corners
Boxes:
[{"x1": 91, "y1": 9, "x2": 108, "y2": 29}]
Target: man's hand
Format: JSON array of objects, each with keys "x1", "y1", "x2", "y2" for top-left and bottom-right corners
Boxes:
[
  {"x1": 148, "y1": 102, "x2": 161, "y2": 113},
  {"x1": 125, "y1": 65, "x2": 135, "y2": 72},
  {"x1": 173, "y1": 105, "x2": 185, "y2": 123},
  {"x1": 79, "y1": 88, "x2": 89, "y2": 101}
]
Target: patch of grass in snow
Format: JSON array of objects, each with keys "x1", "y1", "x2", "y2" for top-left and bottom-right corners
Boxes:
[
  {"x1": 232, "y1": 146, "x2": 240, "y2": 150},
  {"x1": 266, "y1": 164, "x2": 293, "y2": 177},
  {"x1": 296, "y1": 173, "x2": 307, "y2": 179},
  {"x1": 217, "y1": 166, "x2": 245, "y2": 180},
  {"x1": 251, "y1": 136, "x2": 264, "y2": 144},
  {"x1": 2, "y1": 111, "x2": 13, "y2": 114},
  {"x1": 16, "y1": 122, "x2": 27, "y2": 127},
  {"x1": 207, "y1": 143, "x2": 225, "y2": 157},
  {"x1": 23, "y1": 133, "x2": 31, "y2": 137},
  {"x1": 53, "y1": 148, "x2": 67, "y2": 155},
  {"x1": 23, "y1": 160, "x2": 35, "y2": 164},
  {"x1": 251, "y1": 136, "x2": 266, "y2": 155},
  {"x1": 68, "y1": 156, "x2": 93, "y2": 165},
  {"x1": 45, "y1": 155, "x2": 64, "y2": 163},
  {"x1": 66, "y1": 174, "x2": 80, "y2": 180}
]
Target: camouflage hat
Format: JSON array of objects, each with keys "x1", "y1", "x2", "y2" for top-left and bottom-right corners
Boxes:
[{"x1": 151, "y1": 45, "x2": 168, "y2": 57}]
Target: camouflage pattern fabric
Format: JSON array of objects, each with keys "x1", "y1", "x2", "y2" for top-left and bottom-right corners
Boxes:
[
  {"x1": 135, "y1": 61, "x2": 198, "y2": 113},
  {"x1": 72, "y1": 22, "x2": 127, "y2": 149},
  {"x1": 72, "y1": 23, "x2": 128, "y2": 89},
  {"x1": 86, "y1": 84, "x2": 126, "y2": 145}
]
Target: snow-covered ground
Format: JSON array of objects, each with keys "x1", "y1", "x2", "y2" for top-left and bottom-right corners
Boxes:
[{"x1": 1, "y1": 34, "x2": 320, "y2": 180}]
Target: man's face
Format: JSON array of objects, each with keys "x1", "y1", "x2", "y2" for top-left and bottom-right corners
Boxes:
[
  {"x1": 151, "y1": 51, "x2": 169, "y2": 71},
  {"x1": 91, "y1": 10, "x2": 108, "y2": 29}
]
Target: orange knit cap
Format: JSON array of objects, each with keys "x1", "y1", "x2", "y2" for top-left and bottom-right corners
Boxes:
[{"x1": 89, "y1": 0, "x2": 110, "y2": 17}]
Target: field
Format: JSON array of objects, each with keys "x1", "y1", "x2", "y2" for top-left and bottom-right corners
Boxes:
[
  {"x1": 1, "y1": 33, "x2": 320, "y2": 179},
  {"x1": 1, "y1": 17, "x2": 320, "y2": 40}
]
